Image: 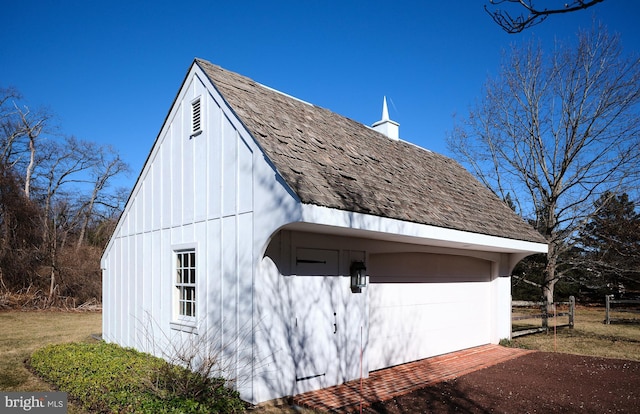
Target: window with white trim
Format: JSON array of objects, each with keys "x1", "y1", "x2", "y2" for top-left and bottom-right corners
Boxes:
[
  {"x1": 175, "y1": 249, "x2": 196, "y2": 320},
  {"x1": 191, "y1": 97, "x2": 202, "y2": 135}
]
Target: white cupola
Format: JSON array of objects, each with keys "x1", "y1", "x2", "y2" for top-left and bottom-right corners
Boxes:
[{"x1": 371, "y1": 96, "x2": 399, "y2": 140}]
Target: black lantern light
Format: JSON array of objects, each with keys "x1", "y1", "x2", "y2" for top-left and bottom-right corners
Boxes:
[{"x1": 350, "y1": 261, "x2": 367, "y2": 291}]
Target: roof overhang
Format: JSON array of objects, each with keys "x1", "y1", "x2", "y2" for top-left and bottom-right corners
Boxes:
[{"x1": 285, "y1": 204, "x2": 548, "y2": 255}]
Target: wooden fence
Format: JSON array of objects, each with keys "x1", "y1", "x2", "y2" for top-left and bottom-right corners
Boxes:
[
  {"x1": 604, "y1": 295, "x2": 640, "y2": 324},
  {"x1": 512, "y1": 296, "x2": 575, "y2": 337}
]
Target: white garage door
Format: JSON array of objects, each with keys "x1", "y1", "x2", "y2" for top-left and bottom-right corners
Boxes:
[{"x1": 368, "y1": 252, "x2": 492, "y2": 371}]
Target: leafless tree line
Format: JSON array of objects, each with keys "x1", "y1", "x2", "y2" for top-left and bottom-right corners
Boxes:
[{"x1": 0, "y1": 87, "x2": 129, "y2": 307}]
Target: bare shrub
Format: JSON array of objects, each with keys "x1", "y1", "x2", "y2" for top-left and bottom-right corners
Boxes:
[
  {"x1": 0, "y1": 287, "x2": 48, "y2": 309},
  {"x1": 55, "y1": 245, "x2": 102, "y2": 304},
  {"x1": 0, "y1": 165, "x2": 43, "y2": 292},
  {"x1": 137, "y1": 313, "x2": 255, "y2": 406}
]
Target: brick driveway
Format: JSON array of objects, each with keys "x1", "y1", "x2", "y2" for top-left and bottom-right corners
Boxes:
[{"x1": 292, "y1": 344, "x2": 533, "y2": 413}]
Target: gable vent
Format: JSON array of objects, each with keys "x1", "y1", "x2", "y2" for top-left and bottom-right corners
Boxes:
[{"x1": 191, "y1": 98, "x2": 202, "y2": 135}]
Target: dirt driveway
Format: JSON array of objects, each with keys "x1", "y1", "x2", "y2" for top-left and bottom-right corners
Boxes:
[{"x1": 364, "y1": 352, "x2": 640, "y2": 413}]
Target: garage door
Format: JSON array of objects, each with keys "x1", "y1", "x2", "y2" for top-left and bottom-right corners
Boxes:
[{"x1": 368, "y1": 252, "x2": 492, "y2": 371}]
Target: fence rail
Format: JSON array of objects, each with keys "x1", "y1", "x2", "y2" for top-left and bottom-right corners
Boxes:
[
  {"x1": 512, "y1": 296, "x2": 575, "y2": 337},
  {"x1": 604, "y1": 295, "x2": 640, "y2": 324}
]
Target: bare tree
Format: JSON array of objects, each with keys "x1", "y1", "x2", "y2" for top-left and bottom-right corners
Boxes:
[
  {"x1": 75, "y1": 145, "x2": 129, "y2": 251},
  {"x1": 39, "y1": 137, "x2": 98, "y2": 240},
  {"x1": 448, "y1": 24, "x2": 640, "y2": 306},
  {"x1": 0, "y1": 88, "x2": 53, "y2": 199},
  {"x1": 485, "y1": 0, "x2": 605, "y2": 33},
  {"x1": 0, "y1": 87, "x2": 131, "y2": 306},
  {"x1": 0, "y1": 88, "x2": 23, "y2": 165},
  {"x1": 38, "y1": 137, "x2": 99, "y2": 302},
  {"x1": 15, "y1": 104, "x2": 50, "y2": 199}
]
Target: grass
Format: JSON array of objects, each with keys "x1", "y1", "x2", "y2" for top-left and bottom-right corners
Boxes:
[
  {"x1": 0, "y1": 310, "x2": 102, "y2": 413},
  {"x1": 508, "y1": 305, "x2": 640, "y2": 361},
  {"x1": 1, "y1": 307, "x2": 637, "y2": 413},
  {"x1": 0, "y1": 311, "x2": 312, "y2": 414}
]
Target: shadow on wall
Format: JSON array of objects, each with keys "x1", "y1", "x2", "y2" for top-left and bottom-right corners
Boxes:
[
  {"x1": 252, "y1": 250, "x2": 370, "y2": 401},
  {"x1": 244, "y1": 159, "x2": 496, "y2": 402}
]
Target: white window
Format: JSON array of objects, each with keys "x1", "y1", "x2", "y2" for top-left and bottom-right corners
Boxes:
[
  {"x1": 191, "y1": 97, "x2": 202, "y2": 136},
  {"x1": 175, "y1": 249, "x2": 196, "y2": 321}
]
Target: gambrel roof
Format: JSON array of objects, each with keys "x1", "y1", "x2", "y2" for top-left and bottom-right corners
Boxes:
[{"x1": 195, "y1": 59, "x2": 546, "y2": 244}]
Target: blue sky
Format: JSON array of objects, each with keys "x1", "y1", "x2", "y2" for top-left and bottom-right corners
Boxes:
[{"x1": 1, "y1": 1, "x2": 639, "y2": 190}]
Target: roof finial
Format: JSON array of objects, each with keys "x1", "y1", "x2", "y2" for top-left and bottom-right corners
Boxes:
[
  {"x1": 381, "y1": 96, "x2": 390, "y2": 121},
  {"x1": 372, "y1": 96, "x2": 399, "y2": 140}
]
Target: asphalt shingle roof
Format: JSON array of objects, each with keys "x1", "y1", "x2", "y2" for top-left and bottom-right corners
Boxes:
[{"x1": 196, "y1": 59, "x2": 546, "y2": 244}]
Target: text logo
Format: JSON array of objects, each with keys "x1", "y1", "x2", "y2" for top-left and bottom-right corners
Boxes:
[{"x1": 1, "y1": 392, "x2": 67, "y2": 413}]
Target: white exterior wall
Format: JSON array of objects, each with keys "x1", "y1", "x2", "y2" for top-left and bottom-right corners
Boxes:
[
  {"x1": 103, "y1": 63, "x2": 546, "y2": 405},
  {"x1": 252, "y1": 230, "x2": 523, "y2": 401},
  {"x1": 253, "y1": 231, "x2": 369, "y2": 401},
  {"x1": 493, "y1": 271, "x2": 513, "y2": 341},
  {"x1": 101, "y1": 65, "x2": 300, "y2": 404}
]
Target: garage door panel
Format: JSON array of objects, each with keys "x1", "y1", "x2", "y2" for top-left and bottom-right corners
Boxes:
[
  {"x1": 369, "y1": 253, "x2": 492, "y2": 371},
  {"x1": 370, "y1": 283, "x2": 489, "y2": 332},
  {"x1": 371, "y1": 252, "x2": 491, "y2": 284}
]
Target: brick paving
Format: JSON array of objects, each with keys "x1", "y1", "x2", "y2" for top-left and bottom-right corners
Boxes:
[{"x1": 292, "y1": 344, "x2": 533, "y2": 413}]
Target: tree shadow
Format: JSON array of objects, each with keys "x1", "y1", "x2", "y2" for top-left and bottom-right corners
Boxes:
[{"x1": 365, "y1": 380, "x2": 494, "y2": 414}]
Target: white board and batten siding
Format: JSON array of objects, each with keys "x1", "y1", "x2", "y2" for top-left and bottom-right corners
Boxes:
[
  {"x1": 102, "y1": 69, "x2": 258, "y2": 371},
  {"x1": 254, "y1": 231, "x2": 369, "y2": 401}
]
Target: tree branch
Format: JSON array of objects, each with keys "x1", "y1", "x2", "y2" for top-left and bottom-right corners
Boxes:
[
  {"x1": 513, "y1": 274, "x2": 542, "y2": 288},
  {"x1": 485, "y1": 0, "x2": 606, "y2": 33}
]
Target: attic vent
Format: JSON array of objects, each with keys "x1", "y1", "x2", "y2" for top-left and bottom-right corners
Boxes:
[{"x1": 191, "y1": 98, "x2": 202, "y2": 136}]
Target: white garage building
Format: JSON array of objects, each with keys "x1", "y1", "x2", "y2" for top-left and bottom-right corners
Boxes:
[{"x1": 101, "y1": 59, "x2": 547, "y2": 404}]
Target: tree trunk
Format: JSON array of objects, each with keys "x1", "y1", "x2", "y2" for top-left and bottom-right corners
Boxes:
[
  {"x1": 24, "y1": 134, "x2": 35, "y2": 199},
  {"x1": 47, "y1": 216, "x2": 57, "y2": 306},
  {"x1": 76, "y1": 190, "x2": 97, "y2": 252},
  {"x1": 0, "y1": 268, "x2": 6, "y2": 291},
  {"x1": 543, "y1": 241, "x2": 559, "y2": 314},
  {"x1": 48, "y1": 263, "x2": 56, "y2": 305}
]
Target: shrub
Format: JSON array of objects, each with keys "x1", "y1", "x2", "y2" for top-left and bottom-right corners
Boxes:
[
  {"x1": 499, "y1": 338, "x2": 532, "y2": 350},
  {"x1": 30, "y1": 342, "x2": 245, "y2": 413}
]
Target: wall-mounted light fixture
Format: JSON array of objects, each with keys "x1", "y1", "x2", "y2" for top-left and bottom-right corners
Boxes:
[{"x1": 350, "y1": 261, "x2": 367, "y2": 292}]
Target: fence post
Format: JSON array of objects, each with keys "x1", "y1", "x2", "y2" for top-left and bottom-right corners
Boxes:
[
  {"x1": 605, "y1": 294, "x2": 611, "y2": 325},
  {"x1": 569, "y1": 296, "x2": 575, "y2": 328}
]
